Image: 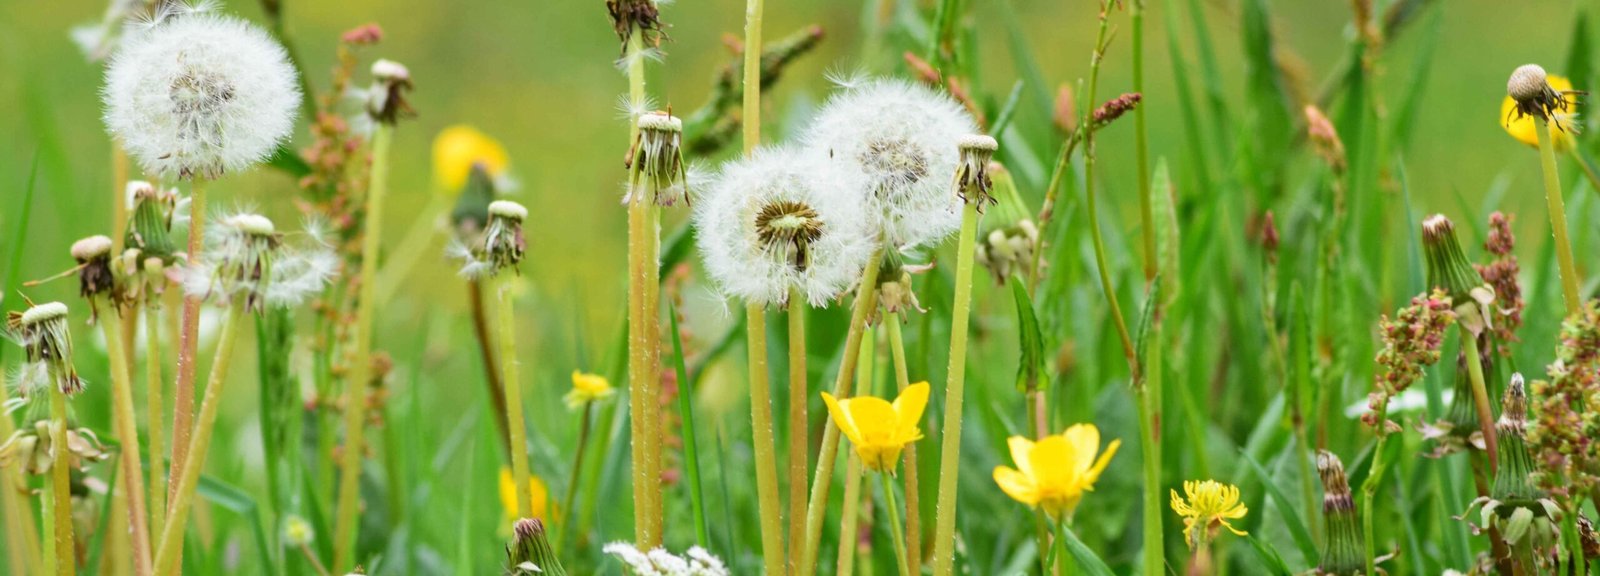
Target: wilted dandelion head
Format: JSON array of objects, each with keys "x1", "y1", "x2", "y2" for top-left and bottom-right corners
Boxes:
[
  {"x1": 955, "y1": 134, "x2": 998, "y2": 207},
  {"x1": 628, "y1": 112, "x2": 689, "y2": 207},
  {"x1": 804, "y1": 78, "x2": 978, "y2": 249},
  {"x1": 694, "y1": 147, "x2": 876, "y2": 308},
  {"x1": 0, "y1": 420, "x2": 109, "y2": 476},
  {"x1": 452, "y1": 200, "x2": 528, "y2": 279},
  {"x1": 1501, "y1": 72, "x2": 1580, "y2": 151},
  {"x1": 6, "y1": 302, "x2": 84, "y2": 398},
  {"x1": 365, "y1": 59, "x2": 415, "y2": 125},
  {"x1": 184, "y1": 213, "x2": 337, "y2": 312},
  {"x1": 69, "y1": 235, "x2": 119, "y2": 302},
  {"x1": 103, "y1": 10, "x2": 300, "y2": 179},
  {"x1": 1504, "y1": 64, "x2": 1585, "y2": 135}
]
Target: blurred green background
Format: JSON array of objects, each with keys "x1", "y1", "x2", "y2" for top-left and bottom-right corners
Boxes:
[{"x1": 0, "y1": 0, "x2": 1594, "y2": 574}]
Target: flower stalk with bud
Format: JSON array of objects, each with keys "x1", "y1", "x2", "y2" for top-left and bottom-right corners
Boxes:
[
  {"x1": 7, "y1": 302, "x2": 84, "y2": 576},
  {"x1": 1506, "y1": 64, "x2": 1585, "y2": 314},
  {"x1": 334, "y1": 57, "x2": 413, "y2": 572},
  {"x1": 1422, "y1": 214, "x2": 1500, "y2": 470}
]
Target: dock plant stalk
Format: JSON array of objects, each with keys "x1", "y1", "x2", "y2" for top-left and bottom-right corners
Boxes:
[{"x1": 334, "y1": 121, "x2": 393, "y2": 572}]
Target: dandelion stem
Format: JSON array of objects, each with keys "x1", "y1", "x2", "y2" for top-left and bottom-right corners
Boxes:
[
  {"x1": 836, "y1": 453, "x2": 863, "y2": 576},
  {"x1": 882, "y1": 472, "x2": 912, "y2": 576},
  {"x1": 559, "y1": 404, "x2": 593, "y2": 551},
  {"x1": 744, "y1": 303, "x2": 787, "y2": 575},
  {"x1": 624, "y1": 24, "x2": 665, "y2": 547},
  {"x1": 0, "y1": 376, "x2": 42, "y2": 576},
  {"x1": 1461, "y1": 333, "x2": 1499, "y2": 473},
  {"x1": 787, "y1": 287, "x2": 810, "y2": 573},
  {"x1": 49, "y1": 387, "x2": 74, "y2": 576},
  {"x1": 931, "y1": 202, "x2": 979, "y2": 576},
  {"x1": 334, "y1": 121, "x2": 393, "y2": 572},
  {"x1": 144, "y1": 291, "x2": 168, "y2": 544},
  {"x1": 885, "y1": 315, "x2": 922, "y2": 576},
  {"x1": 499, "y1": 277, "x2": 535, "y2": 523},
  {"x1": 98, "y1": 305, "x2": 154, "y2": 576},
  {"x1": 467, "y1": 279, "x2": 512, "y2": 460},
  {"x1": 801, "y1": 245, "x2": 884, "y2": 574},
  {"x1": 154, "y1": 301, "x2": 246, "y2": 576},
  {"x1": 1536, "y1": 118, "x2": 1581, "y2": 314},
  {"x1": 169, "y1": 178, "x2": 209, "y2": 514}
]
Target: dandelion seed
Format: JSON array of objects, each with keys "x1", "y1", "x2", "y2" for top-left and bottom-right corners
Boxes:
[
  {"x1": 103, "y1": 10, "x2": 301, "y2": 179},
  {"x1": 694, "y1": 147, "x2": 875, "y2": 307},
  {"x1": 821, "y1": 381, "x2": 929, "y2": 473},
  {"x1": 992, "y1": 423, "x2": 1120, "y2": 520},
  {"x1": 1170, "y1": 479, "x2": 1249, "y2": 549},
  {"x1": 184, "y1": 213, "x2": 336, "y2": 312},
  {"x1": 804, "y1": 78, "x2": 978, "y2": 250}
]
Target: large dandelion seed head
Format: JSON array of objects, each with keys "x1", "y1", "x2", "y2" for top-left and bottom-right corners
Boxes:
[
  {"x1": 103, "y1": 11, "x2": 300, "y2": 180},
  {"x1": 803, "y1": 78, "x2": 977, "y2": 250},
  {"x1": 694, "y1": 147, "x2": 876, "y2": 308}
]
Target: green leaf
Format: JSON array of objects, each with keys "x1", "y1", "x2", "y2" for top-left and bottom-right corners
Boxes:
[
  {"x1": 265, "y1": 144, "x2": 311, "y2": 178},
  {"x1": 659, "y1": 221, "x2": 696, "y2": 284},
  {"x1": 1058, "y1": 525, "x2": 1116, "y2": 576},
  {"x1": 667, "y1": 301, "x2": 710, "y2": 547},
  {"x1": 1134, "y1": 276, "x2": 1160, "y2": 386},
  {"x1": 1245, "y1": 534, "x2": 1296, "y2": 576},
  {"x1": 1239, "y1": 449, "x2": 1320, "y2": 566},
  {"x1": 197, "y1": 473, "x2": 279, "y2": 576},
  {"x1": 990, "y1": 80, "x2": 1026, "y2": 137},
  {"x1": 1565, "y1": 8, "x2": 1594, "y2": 95},
  {"x1": 1152, "y1": 159, "x2": 1181, "y2": 308},
  {"x1": 1011, "y1": 281, "x2": 1045, "y2": 394}
]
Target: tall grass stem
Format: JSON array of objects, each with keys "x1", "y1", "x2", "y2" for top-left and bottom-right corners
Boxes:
[{"x1": 884, "y1": 315, "x2": 922, "y2": 576}]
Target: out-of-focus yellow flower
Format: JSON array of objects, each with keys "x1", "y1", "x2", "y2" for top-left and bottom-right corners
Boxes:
[
  {"x1": 1501, "y1": 74, "x2": 1577, "y2": 151},
  {"x1": 498, "y1": 467, "x2": 550, "y2": 522},
  {"x1": 992, "y1": 424, "x2": 1120, "y2": 519},
  {"x1": 564, "y1": 370, "x2": 615, "y2": 410},
  {"x1": 1171, "y1": 479, "x2": 1249, "y2": 548},
  {"x1": 284, "y1": 515, "x2": 314, "y2": 547},
  {"x1": 433, "y1": 125, "x2": 510, "y2": 194},
  {"x1": 821, "y1": 382, "x2": 930, "y2": 473}
]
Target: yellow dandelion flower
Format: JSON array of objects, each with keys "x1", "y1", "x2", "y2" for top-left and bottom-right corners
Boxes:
[
  {"x1": 1501, "y1": 74, "x2": 1577, "y2": 152},
  {"x1": 1171, "y1": 479, "x2": 1249, "y2": 548},
  {"x1": 821, "y1": 381, "x2": 930, "y2": 473},
  {"x1": 433, "y1": 124, "x2": 510, "y2": 195},
  {"x1": 498, "y1": 467, "x2": 550, "y2": 522},
  {"x1": 992, "y1": 424, "x2": 1120, "y2": 520},
  {"x1": 564, "y1": 370, "x2": 615, "y2": 410}
]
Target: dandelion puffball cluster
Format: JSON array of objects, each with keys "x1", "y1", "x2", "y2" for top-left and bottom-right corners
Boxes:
[
  {"x1": 183, "y1": 213, "x2": 338, "y2": 311},
  {"x1": 103, "y1": 10, "x2": 301, "y2": 179},
  {"x1": 695, "y1": 77, "x2": 980, "y2": 308}
]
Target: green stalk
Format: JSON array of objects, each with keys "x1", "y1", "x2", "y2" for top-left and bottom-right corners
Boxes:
[
  {"x1": 153, "y1": 301, "x2": 246, "y2": 576},
  {"x1": 884, "y1": 316, "x2": 922, "y2": 576},
  {"x1": 1131, "y1": 0, "x2": 1154, "y2": 283},
  {"x1": 144, "y1": 287, "x2": 168, "y2": 543},
  {"x1": 98, "y1": 306, "x2": 154, "y2": 575},
  {"x1": 1359, "y1": 405, "x2": 1389, "y2": 576},
  {"x1": 499, "y1": 276, "x2": 534, "y2": 524},
  {"x1": 1537, "y1": 118, "x2": 1581, "y2": 314},
  {"x1": 334, "y1": 121, "x2": 393, "y2": 572},
  {"x1": 837, "y1": 454, "x2": 863, "y2": 576},
  {"x1": 1460, "y1": 333, "x2": 1499, "y2": 472},
  {"x1": 667, "y1": 304, "x2": 709, "y2": 547},
  {"x1": 801, "y1": 247, "x2": 885, "y2": 573},
  {"x1": 624, "y1": 23, "x2": 665, "y2": 547},
  {"x1": 787, "y1": 287, "x2": 809, "y2": 572},
  {"x1": 1137, "y1": 323, "x2": 1164, "y2": 575},
  {"x1": 169, "y1": 178, "x2": 209, "y2": 510},
  {"x1": 559, "y1": 405, "x2": 593, "y2": 551},
  {"x1": 49, "y1": 387, "x2": 74, "y2": 576},
  {"x1": 931, "y1": 203, "x2": 979, "y2": 576},
  {"x1": 882, "y1": 472, "x2": 912, "y2": 576},
  {"x1": 0, "y1": 372, "x2": 42, "y2": 575},
  {"x1": 745, "y1": 304, "x2": 787, "y2": 575}
]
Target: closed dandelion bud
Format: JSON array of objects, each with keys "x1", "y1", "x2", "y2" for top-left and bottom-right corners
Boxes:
[
  {"x1": 124, "y1": 181, "x2": 181, "y2": 264},
  {"x1": 70, "y1": 235, "x2": 118, "y2": 302},
  {"x1": 1315, "y1": 450, "x2": 1365, "y2": 575},
  {"x1": 7, "y1": 302, "x2": 85, "y2": 397},
  {"x1": 366, "y1": 59, "x2": 415, "y2": 125},
  {"x1": 874, "y1": 254, "x2": 928, "y2": 319},
  {"x1": 103, "y1": 9, "x2": 301, "y2": 179},
  {"x1": 1421, "y1": 215, "x2": 1493, "y2": 333},
  {"x1": 628, "y1": 112, "x2": 689, "y2": 207},
  {"x1": 1493, "y1": 374, "x2": 1544, "y2": 503},
  {"x1": 0, "y1": 421, "x2": 108, "y2": 476},
  {"x1": 954, "y1": 134, "x2": 998, "y2": 207},
  {"x1": 185, "y1": 214, "x2": 338, "y2": 312},
  {"x1": 506, "y1": 518, "x2": 566, "y2": 576}
]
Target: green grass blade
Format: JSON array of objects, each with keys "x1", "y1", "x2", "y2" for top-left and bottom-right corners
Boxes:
[
  {"x1": 1245, "y1": 534, "x2": 1296, "y2": 576},
  {"x1": 667, "y1": 301, "x2": 710, "y2": 547},
  {"x1": 197, "y1": 473, "x2": 279, "y2": 576},
  {"x1": 1239, "y1": 448, "x2": 1319, "y2": 567},
  {"x1": 1057, "y1": 524, "x2": 1115, "y2": 576}
]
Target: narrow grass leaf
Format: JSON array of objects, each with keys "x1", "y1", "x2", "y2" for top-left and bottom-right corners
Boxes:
[{"x1": 1239, "y1": 448, "x2": 1319, "y2": 566}]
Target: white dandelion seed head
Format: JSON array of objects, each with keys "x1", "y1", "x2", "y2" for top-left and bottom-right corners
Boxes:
[
  {"x1": 802, "y1": 78, "x2": 977, "y2": 250},
  {"x1": 185, "y1": 213, "x2": 334, "y2": 309},
  {"x1": 694, "y1": 147, "x2": 876, "y2": 308},
  {"x1": 103, "y1": 11, "x2": 301, "y2": 180}
]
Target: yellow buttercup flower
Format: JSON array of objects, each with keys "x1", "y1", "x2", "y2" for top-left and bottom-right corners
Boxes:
[
  {"x1": 821, "y1": 382, "x2": 930, "y2": 473},
  {"x1": 1171, "y1": 479, "x2": 1249, "y2": 548},
  {"x1": 992, "y1": 424, "x2": 1120, "y2": 519},
  {"x1": 433, "y1": 124, "x2": 510, "y2": 194},
  {"x1": 564, "y1": 370, "x2": 615, "y2": 410},
  {"x1": 498, "y1": 467, "x2": 550, "y2": 522},
  {"x1": 1501, "y1": 74, "x2": 1577, "y2": 151}
]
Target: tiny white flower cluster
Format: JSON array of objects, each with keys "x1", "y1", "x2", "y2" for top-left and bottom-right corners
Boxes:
[
  {"x1": 102, "y1": 7, "x2": 300, "y2": 179},
  {"x1": 693, "y1": 77, "x2": 981, "y2": 309},
  {"x1": 602, "y1": 542, "x2": 730, "y2": 576},
  {"x1": 183, "y1": 213, "x2": 338, "y2": 311}
]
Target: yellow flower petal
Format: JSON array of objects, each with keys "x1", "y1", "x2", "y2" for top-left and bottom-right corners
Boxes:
[
  {"x1": 1006, "y1": 436, "x2": 1037, "y2": 479},
  {"x1": 1027, "y1": 436, "x2": 1080, "y2": 489},
  {"x1": 844, "y1": 397, "x2": 898, "y2": 446},
  {"x1": 1085, "y1": 439, "x2": 1121, "y2": 488},
  {"x1": 433, "y1": 125, "x2": 510, "y2": 194},
  {"x1": 821, "y1": 392, "x2": 864, "y2": 448},
  {"x1": 1500, "y1": 75, "x2": 1576, "y2": 151},
  {"x1": 891, "y1": 381, "x2": 930, "y2": 443},
  {"x1": 498, "y1": 468, "x2": 549, "y2": 522},
  {"x1": 994, "y1": 466, "x2": 1039, "y2": 506}
]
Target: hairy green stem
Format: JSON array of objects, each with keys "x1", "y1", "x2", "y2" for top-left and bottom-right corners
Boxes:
[
  {"x1": 800, "y1": 245, "x2": 885, "y2": 574},
  {"x1": 837, "y1": 454, "x2": 863, "y2": 576},
  {"x1": 931, "y1": 203, "x2": 980, "y2": 576},
  {"x1": 787, "y1": 287, "x2": 809, "y2": 573},
  {"x1": 559, "y1": 405, "x2": 593, "y2": 551},
  {"x1": 1537, "y1": 119, "x2": 1581, "y2": 313},
  {"x1": 49, "y1": 387, "x2": 74, "y2": 576},
  {"x1": 885, "y1": 315, "x2": 922, "y2": 575},
  {"x1": 334, "y1": 121, "x2": 393, "y2": 571},
  {"x1": 170, "y1": 179, "x2": 208, "y2": 511},
  {"x1": 882, "y1": 472, "x2": 912, "y2": 576},
  {"x1": 624, "y1": 24, "x2": 665, "y2": 547},
  {"x1": 1138, "y1": 323, "x2": 1164, "y2": 576},
  {"x1": 144, "y1": 291, "x2": 168, "y2": 543},
  {"x1": 99, "y1": 306, "x2": 154, "y2": 575},
  {"x1": 153, "y1": 301, "x2": 246, "y2": 576},
  {"x1": 499, "y1": 276, "x2": 535, "y2": 523},
  {"x1": 1461, "y1": 333, "x2": 1498, "y2": 472},
  {"x1": 1360, "y1": 405, "x2": 1389, "y2": 576},
  {"x1": 745, "y1": 304, "x2": 787, "y2": 575}
]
